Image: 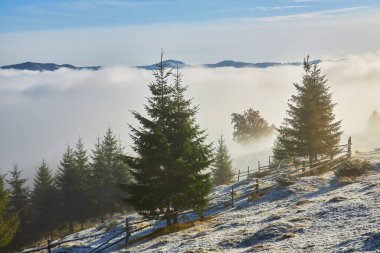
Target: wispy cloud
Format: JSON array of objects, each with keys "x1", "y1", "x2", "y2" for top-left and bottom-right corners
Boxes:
[
  {"x1": 256, "y1": 6, "x2": 369, "y2": 21},
  {"x1": 248, "y1": 5, "x2": 309, "y2": 12},
  {"x1": 289, "y1": 0, "x2": 318, "y2": 3},
  {"x1": 59, "y1": 0, "x2": 140, "y2": 10}
]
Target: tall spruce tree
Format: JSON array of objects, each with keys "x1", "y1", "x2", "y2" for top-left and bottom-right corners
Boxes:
[
  {"x1": 273, "y1": 56, "x2": 342, "y2": 165},
  {"x1": 0, "y1": 174, "x2": 19, "y2": 249},
  {"x1": 6, "y1": 164, "x2": 30, "y2": 246},
  {"x1": 125, "y1": 53, "x2": 212, "y2": 225},
  {"x1": 90, "y1": 128, "x2": 132, "y2": 222},
  {"x1": 31, "y1": 161, "x2": 58, "y2": 239},
  {"x1": 166, "y1": 67, "x2": 212, "y2": 222},
  {"x1": 56, "y1": 145, "x2": 79, "y2": 233},
  {"x1": 73, "y1": 138, "x2": 91, "y2": 229},
  {"x1": 90, "y1": 137, "x2": 107, "y2": 222},
  {"x1": 211, "y1": 134, "x2": 233, "y2": 186}
]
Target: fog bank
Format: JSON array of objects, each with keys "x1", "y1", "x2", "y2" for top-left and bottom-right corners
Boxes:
[{"x1": 1, "y1": 53, "x2": 380, "y2": 180}]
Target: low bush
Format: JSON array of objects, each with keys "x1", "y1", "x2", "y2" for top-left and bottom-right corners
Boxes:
[
  {"x1": 335, "y1": 159, "x2": 371, "y2": 178},
  {"x1": 248, "y1": 170, "x2": 272, "y2": 179},
  {"x1": 276, "y1": 175, "x2": 298, "y2": 186}
]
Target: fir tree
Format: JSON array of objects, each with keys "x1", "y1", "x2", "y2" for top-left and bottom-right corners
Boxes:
[
  {"x1": 112, "y1": 140, "x2": 133, "y2": 212},
  {"x1": 211, "y1": 134, "x2": 233, "y2": 186},
  {"x1": 90, "y1": 128, "x2": 132, "y2": 222},
  {"x1": 0, "y1": 174, "x2": 19, "y2": 249},
  {"x1": 73, "y1": 138, "x2": 91, "y2": 229},
  {"x1": 125, "y1": 54, "x2": 212, "y2": 225},
  {"x1": 56, "y1": 145, "x2": 79, "y2": 233},
  {"x1": 273, "y1": 56, "x2": 342, "y2": 165},
  {"x1": 167, "y1": 67, "x2": 212, "y2": 222},
  {"x1": 6, "y1": 164, "x2": 30, "y2": 245},
  {"x1": 89, "y1": 137, "x2": 107, "y2": 222},
  {"x1": 31, "y1": 160, "x2": 58, "y2": 239}
]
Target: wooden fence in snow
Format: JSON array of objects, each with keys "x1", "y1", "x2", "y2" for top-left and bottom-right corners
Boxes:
[{"x1": 21, "y1": 138, "x2": 352, "y2": 253}]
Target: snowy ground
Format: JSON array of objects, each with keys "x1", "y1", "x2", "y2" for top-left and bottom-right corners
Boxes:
[
  {"x1": 121, "y1": 161, "x2": 380, "y2": 253},
  {"x1": 33, "y1": 158, "x2": 380, "y2": 253}
]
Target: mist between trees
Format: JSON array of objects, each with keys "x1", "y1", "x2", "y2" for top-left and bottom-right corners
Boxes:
[{"x1": 1, "y1": 52, "x2": 380, "y2": 251}]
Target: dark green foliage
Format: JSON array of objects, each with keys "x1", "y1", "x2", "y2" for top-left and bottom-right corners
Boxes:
[
  {"x1": 31, "y1": 161, "x2": 58, "y2": 239},
  {"x1": 273, "y1": 56, "x2": 342, "y2": 164},
  {"x1": 0, "y1": 174, "x2": 19, "y2": 248},
  {"x1": 231, "y1": 108, "x2": 275, "y2": 144},
  {"x1": 211, "y1": 134, "x2": 234, "y2": 186},
  {"x1": 73, "y1": 138, "x2": 92, "y2": 228},
  {"x1": 335, "y1": 159, "x2": 371, "y2": 177},
  {"x1": 56, "y1": 144, "x2": 82, "y2": 232},
  {"x1": 90, "y1": 128, "x2": 132, "y2": 222},
  {"x1": 125, "y1": 53, "x2": 213, "y2": 224},
  {"x1": 6, "y1": 164, "x2": 30, "y2": 245}
]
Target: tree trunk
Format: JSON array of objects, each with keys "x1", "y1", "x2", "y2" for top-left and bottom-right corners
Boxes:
[
  {"x1": 69, "y1": 220, "x2": 74, "y2": 233},
  {"x1": 165, "y1": 207, "x2": 172, "y2": 226},
  {"x1": 173, "y1": 208, "x2": 179, "y2": 224},
  {"x1": 309, "y1": 155, "x2": 313, "y2": 168}
]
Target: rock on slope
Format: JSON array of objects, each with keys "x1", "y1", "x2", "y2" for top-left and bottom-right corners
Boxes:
[{"x1": 121, "y1": 165, "x2": 380, "y2": 253}]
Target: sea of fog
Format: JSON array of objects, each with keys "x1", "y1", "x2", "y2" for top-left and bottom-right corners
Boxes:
[{"x1": 1, "y1": 52, "x2": 380, "y2": 181}]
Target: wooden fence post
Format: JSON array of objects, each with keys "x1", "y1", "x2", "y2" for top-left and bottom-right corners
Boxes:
[
  {"x1": 255, "y1": 179, "x2": 259, "y2": 191},
  {"x1": 231, "y1": 186, "x2": 234, "y2": 207},
  {"x1": 125, "y1": 217, "x2": 130, "y2": 246},
  {"x1": 348, "y1": 136, "x2": 352, "y2": 158},
  {"x1": 247, "y1": 166, "x2": 250, "y2": 177},
  {"x1": 237, "y1": 170, "x2": 240, "y2": 182},
  {"x1": 47, "y1": 240, "x2": 52, "y2": 253},
  {"x1": 269, "y1": 156, "x2": 271, "y2": 166},
  {"x1": 258, "y1": 161, "x2": 261, "y2": 172}
]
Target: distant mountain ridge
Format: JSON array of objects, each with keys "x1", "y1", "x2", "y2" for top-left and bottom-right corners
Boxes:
[
  {"x1": 0, "y1": 62, "x2": 101, "y2": 71},
  {"x1": 1, "y1": 59, "x2": 321, "y2": 71}
]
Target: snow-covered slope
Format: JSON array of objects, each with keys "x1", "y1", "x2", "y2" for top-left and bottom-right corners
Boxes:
[
  {"x1": 122, "y1": 163, "x2": 380, "y2": 252},
  {"x1": 33, "y1": 159, "x2": 379, "y2": 253}
]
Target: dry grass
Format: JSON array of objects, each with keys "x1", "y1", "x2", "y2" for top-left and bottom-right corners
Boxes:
[
  {"x1": 335, "y1": 159, "x2": 371, "y2": 178},
  {"x1": 127, "y1": 217, "x2": 214, "y2": 246}
]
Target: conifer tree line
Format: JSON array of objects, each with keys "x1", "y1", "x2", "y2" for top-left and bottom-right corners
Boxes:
[{"x1": 0, "y1": 127, "x2": 132, "y2": 250}]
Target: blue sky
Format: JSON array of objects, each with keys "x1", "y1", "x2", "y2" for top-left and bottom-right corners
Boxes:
[
  {"x1": 0, "y1": 0, "x2": 378, "y2": 32},
  {"x1": 0, "y1": 0, "x2": 379, "y2": 65}
]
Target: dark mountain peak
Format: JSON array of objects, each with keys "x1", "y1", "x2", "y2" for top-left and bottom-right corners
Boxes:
[
  {"x1": 137, "y1": 59, "x2": 187, "y2": 70},
  {"x1": 1, "y1": 62, "x2": 101, "y2": 71}
]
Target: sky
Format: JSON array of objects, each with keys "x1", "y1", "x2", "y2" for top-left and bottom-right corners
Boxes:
[{"x1": 0, "y1": 0, "x2": 380, "y2": 65}]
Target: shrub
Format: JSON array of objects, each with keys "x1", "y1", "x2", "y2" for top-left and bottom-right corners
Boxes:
[
  {"x1": 276, "y1": 175, "x2": 298, "y2": 186},
  {"x1": 248, "y1": 170, "x2": 272, "y2": 179},
  {"x1": 335, "y1": 159, "x2": 371, "y2": 178}
]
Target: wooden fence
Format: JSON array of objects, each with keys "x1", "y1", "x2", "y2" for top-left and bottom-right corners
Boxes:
[{"x1": 22, "y1": 138, "x2": 352, "y2": 253}]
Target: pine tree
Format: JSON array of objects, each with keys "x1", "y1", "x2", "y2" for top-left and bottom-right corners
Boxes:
[
  {"x1": 125, "y1": 54, "x2": 212, "y2": 225},
  {"x1": 0, "y1": 174, "x2": 19, "y2": 249},
  {"x1": 126, "y1": 52, "x2": 174, "y2": 221},
  {"x1": 112, "y1": 140, "x2": 133, "y2": 213},
  {"x1": 31, "y1": 161, "x2": 58, "y2": 239},
  {"x1": 6, "y1": 164, "x2": 30, "y2": 245},
  {"x1": 273, "y1": 56, "x2": 342, "y2": 165},
  {"x1": 73, "y1": 138, "x2": 91, "y2": 229},
  {"x1": 167, "y1": 67, "x2": 212, "y2": 222},
  {"x1": 90, "y1": 129, "x2": 132, "y2": 222},
  {"x1": 211, "y1": 134, "x2": 233, "y2": 186},
  {"x1": 89, "y1": 137, "x2": 107, "y2": 222},
  {"x1": 56, "y1": 145, "x2": 79, "y2": 233}
]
